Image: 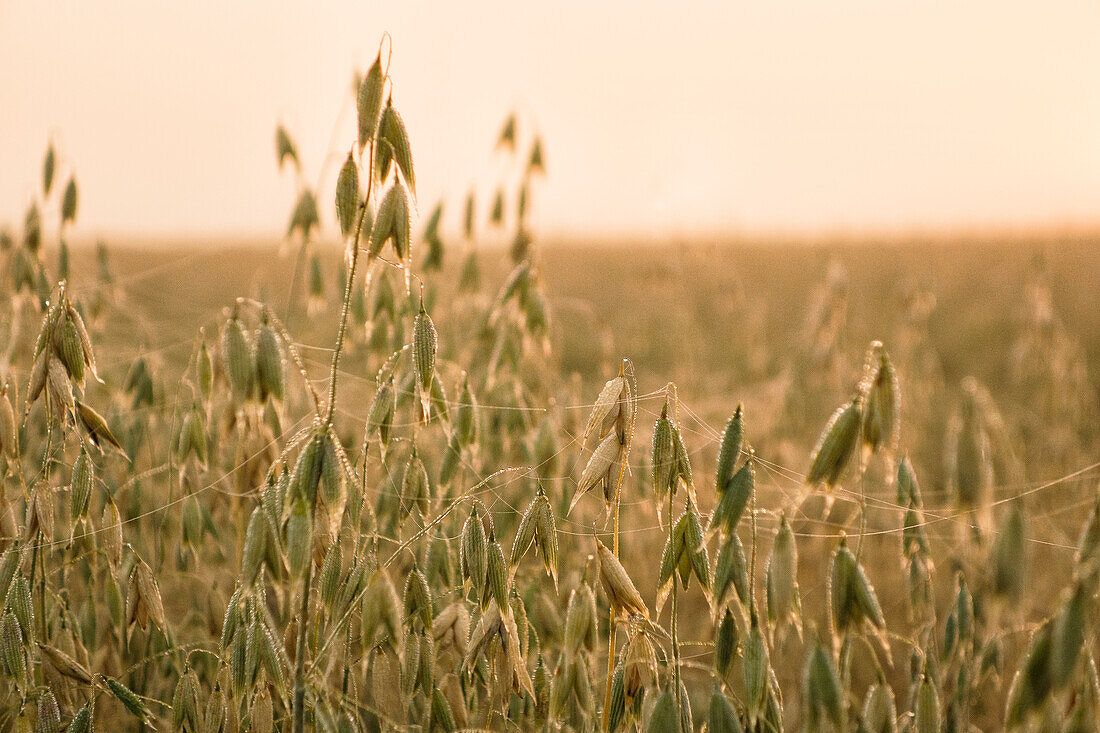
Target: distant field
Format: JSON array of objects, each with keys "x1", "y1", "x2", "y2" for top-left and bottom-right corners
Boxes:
[{"x1": 5, "y1": 233, "x2": 1099, "y2": 730}]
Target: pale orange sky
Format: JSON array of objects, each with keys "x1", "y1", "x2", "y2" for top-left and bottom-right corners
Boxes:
[{"x1": 3, "y1": 1, "x2": 1100, "y2": 242}]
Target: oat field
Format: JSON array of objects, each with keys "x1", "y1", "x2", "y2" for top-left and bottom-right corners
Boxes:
[{"x1": 2, "y1": 42, "x2": 1100, "y2": 733}]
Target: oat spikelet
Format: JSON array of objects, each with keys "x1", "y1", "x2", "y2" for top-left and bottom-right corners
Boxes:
[
  {"x1": 357, "y1": 53, "x2": 385, "y2": 148},
  {"x1": 335, "y1": 149, "x2": 360, "y2": 239},
  {"x1": 0, "y1": 384, "x2": 16, "y2": 460},
  {"x1": 126, "y1": 557, "x2": 167, "y2": 636},
  {"x1": 595, "y1": 537, "x2": 647, "y2": 618},
  {"x1": 583, "y1": 375, "x2": 627, "y2": 447},
  {"x1": 570, "y1": 432, "x2": 619, "y2": 516},
  {"x1": 37, "y1": 643, "x2": 92, "y2": 684},
  {"x1": 807, "y1": 395, "x2": 861, "y2": 491},
  {"x1": 412, "y1": 300, "x2": 437, "y2": 423}
]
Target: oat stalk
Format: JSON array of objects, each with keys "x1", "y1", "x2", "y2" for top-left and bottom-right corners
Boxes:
[{"x1": 602, "y1": 358, "x2": 637, "y2": 731}]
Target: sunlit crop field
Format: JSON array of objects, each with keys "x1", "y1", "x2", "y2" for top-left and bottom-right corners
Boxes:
[{"x1": 2, "y1": 42, "x2": 1099, "y2": 733}]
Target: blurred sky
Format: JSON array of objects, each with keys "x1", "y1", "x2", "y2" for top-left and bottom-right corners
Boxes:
[{"x1": 3, "y1": 1, "x2": 1100, "y2": 242}]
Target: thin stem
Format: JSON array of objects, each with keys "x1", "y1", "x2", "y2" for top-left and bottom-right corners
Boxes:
[
  {"x1": 324, "y1": 140, "x2": 376, "y2": 428},
  {"x1": 602, "y1": 359, "x2": 636, "y2": 731},
  {"x1": 293, "y1": 104, "x2": 377, "y2": 733}
]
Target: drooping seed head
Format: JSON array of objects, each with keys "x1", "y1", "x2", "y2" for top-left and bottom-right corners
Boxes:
[
  {"x1": 378, "y1": 100, "x2": 416, "y2": 195},
  {"x1": 8, "y1": 574, "x2": 33, "y2": 644},
  {"x1": 460, "y1": 505, "x2": 489, "y2": 599},
  {"x1": 369, "y1": 184, "x2": 411, "y2": 264},
  {"x1": 404, "y1": 563, "x2": 433, "y2": 631},
  {"x1": 106, "y1": 676, "x2": 156, "y2": 727},
  {"x1": 991, "y1": 504, "x2": 1027, "y2": 603},
  {"x1": 37, "y1": 688, "x2": 61, "y2": 733},
  {"x1": 126, "y1": 557, "x2": 167, "y2": 635},
  {"x1": 948, "y1": 383, "x2": 992, "y2": 510},
  {"x1": 171, "y1": 668, "x2": 203, "y2": 732},
  {"x1": 254, "y1": 318, "x2": 285, "y2": 403},
  {"x1": 583, "y1": 375, "x2": 628, "y2": 447},
  {"x1": 240, "y1": 507, "x2": 267, "y2": 589},
  {"x1": 713, "y1": 531, "x2": 750, "y2": 615},
  {"x1": 896, "y1": 455, "x2": 923, "y2": 507},
  {"x1": 802, "y1": 637, "x2": 843, "y2": 730},
  {"x1": 357, "y1": 53, "x2": 384, "y2": 148},
  {"x1": 511, "y1": 487, "x2": 558, "y2": 589},
  {"x1": 68, "y1": 703, "x2": 93, "y2": 733},
  {"x1": 621, "y1": 629, "x2": 657, "y2": 705},
  {"x1": 715, "y1": 405, "x2": 744, "y2": 496},
  {"x1": 807, "y1": 395, "x2": 862, "y2": 490},
  {"x1": 595, "y1": 537, "x2": 648, "y2": 618},
  {"x1": 672, "y1": 422, "x2": 694, "y2": 497},
  {"x1": 742, "y1": 619, "x2": 770, "y2": 729},
  {"x1": 61, "y1": 178, "x2": 78, "y2": 224},
  {"x1": 710, "y1": 457, "x2": 754, "y2": 537},
  {"x1": 563, "y1": 584, "x2": 598, "y2": 655},
  {"x1": 766, "y1": 513, "x2": 801, "y2": 636},
  {"x1": 433, "y1": 601, "x2": 471, "y2": 660},
  {"x1": 715, "y1": 608, "x2": 738, "y2": 678},
  {"x1": 318, "y1": 431, "x2": 345, "y2": 509},
  {"x1": 400, "y1": 446, "x2": 430, "y2": 521},
  {"x1": 24, "y1": 482, "x2": 54, "y2": 544},
  {"x1": 859, "y1": 341, "x2": 900, "y2": 458},
  {"x1": 429, "y1": 686, "x2": 457, "y2": 732},
  {"x1": 43, "y1": 145, "x2": 55, "y2": 194},
  {"x1": 285, "y1": 496, "x2": 312, "y2": 579},
  {"x1": 0, "y1": 384, "x2": 16, "y2": 459},
  {"x1": 0, "y1": 611, "x2": 26, "y2": 688},
  {"x1": 485, "y1": 536, "x2": 509, "y2": 610},
  {"x1": 707, "y1": 686, "x2": 742, "y2": 733},
  {"x1": 335, "y1": 149, "x2": 360, "y2": 238},
  {"x1": 651, "y1": 408, "x2": 676, "y2": 508},
  {"x1": 1005, "y1": 619, "x2": 1054, "y2": 727},
  {"x1": 222, "y1": 315, "x2": 254, "y2": 404},
  {"x1": 528, "y1": 137, "x2": 545, "y2": 174},
  {"x1": 915, "y1": 673, "x2": 941, "y2": 733},
  {"x1": 828, "y1": 537, "x2": 885, "y2": 640},
  {"x1": 288, "y1": 432, "x2": 323, "y2": 508},
  {"x1": 412, "y1": 301, "x2": 438, "y2": 421},
  {"x1": 366, "y1": 375, "x2": 396, "y2": 457},
  {"x1": 286, "y1": 188, "x2": 319, "y2": 240},
  {"x1": 570, "y1": 431, "x2": 620, "y2": 515},
  {"x1": 646, "y1": 686, "x2": 679, "y2": 732},
  {"x1": 75, "y1": 401, "x2": 124, "y2": 456},
  {"x1": 70, "y1": 449, "x2": 94, "y2": 523},
  {"x1": 862, "y1": 681, "x2": 898, "y2": 733},
  {"x1": 55, "y1": 315, "x2": 84, "y2": 387}
]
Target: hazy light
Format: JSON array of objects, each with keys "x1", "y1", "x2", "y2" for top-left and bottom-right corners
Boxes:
[{"x1": 2, "y1": 0, "x2": 1100, "y2": 241}]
